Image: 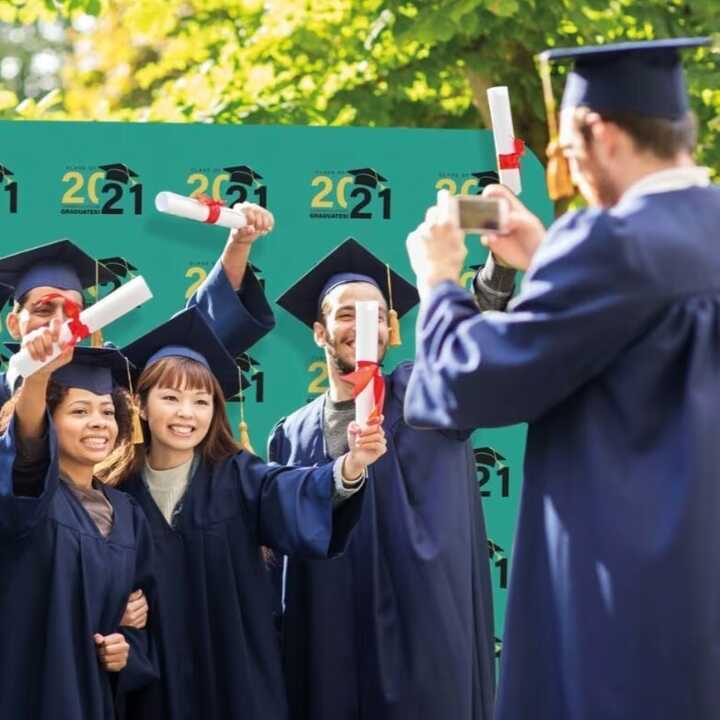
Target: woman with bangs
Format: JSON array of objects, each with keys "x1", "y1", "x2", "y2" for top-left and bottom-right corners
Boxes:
[
  {"x1": 0, "y1": 326, "x2": 155, "y2": 720},
  {"x1": 114, "y1": 307, "x2": 386, "y2": 720}
]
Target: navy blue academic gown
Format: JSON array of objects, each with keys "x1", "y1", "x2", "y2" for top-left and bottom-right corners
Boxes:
[
  {"x1": 270, "y1": 363, "x2": 495, "y2": 720},
  {"x1": 119, "y1": 451, "x2": 365, "y2": 720},
  {"x1": 0, "y1": 417, "x2": 155, "y2": 720},
  {"x1": 404, "y1": 186, "x2": 720, "y2": 720}
]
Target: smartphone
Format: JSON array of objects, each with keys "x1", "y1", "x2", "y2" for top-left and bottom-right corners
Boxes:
[{"x1": 437, "y1": 189, "x2": 508, "y2": 234}]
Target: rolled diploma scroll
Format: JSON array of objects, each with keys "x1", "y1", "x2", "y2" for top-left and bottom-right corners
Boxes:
[
  {"x1": 487, "y1": 86, "x2": 522, "y2": 195},
  {"x1": 155, "y1": 192, "x2": 248, "y2": 230},
  {"x1": 7, "y1": 276, "x2": 153, "y2": 384},
  {"x1": 355, "y1": 300, "x2": 379, "y2": 427}
]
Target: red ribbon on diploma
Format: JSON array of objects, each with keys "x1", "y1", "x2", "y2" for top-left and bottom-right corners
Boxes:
[
  {"x1": 37, "y1": 293, "x2": 90, "y2": 347},
  {"x1": 343, "y1": 360, "x2": 386, "y2": 423},
  {"x1": 498, "y1": 138, "x2": 525, "y2": 170},
  {"x1": 197, "y1": 194, "x2": 226, "y2": 224}
]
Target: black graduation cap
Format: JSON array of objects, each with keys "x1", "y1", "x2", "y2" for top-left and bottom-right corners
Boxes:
[
  {"x1": 5, "y1": 343, "x2": 132, "y2": 395},
  {"x1": 536, "y1": 37, "x2": 714, "y2": 199},
  {"x1": 471, "y1": 171, "x2": 500, "y2": 191},
  {"x1": 276, "y1": 237, "x2": 419, "y2": 335},
  {"x1": 122, "y1": 306, "x2": 240, "y2": 399},
  {"x1": 347, "y1": 168, "x2": 388, "y2": 189},
  {"x1": 223, "y1": 165, "x2": 263, "y2": 186},
  {"x1": 0, "y1": 164, "x2": 14, "y2": 184},
  {"x1": 0, "y1": 239, "x2": 118, "y2": 301},
  {"x1": 99, "y1": 163, "x2": 139, "y2": 184}
]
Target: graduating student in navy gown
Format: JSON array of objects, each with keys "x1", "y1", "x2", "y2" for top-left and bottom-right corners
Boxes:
[
  {"x1": 0, "y1": 338, "x2": 155, "y2": 720},
  {"x1": 269, "y1": 238, "x2": 516, "y2": 720},
  {"x1": 116, "y1": 306, "x2": 386, "y2": 720},
  {"x1": 404, "y1": 38, "x2": 720, "y2": 720}
]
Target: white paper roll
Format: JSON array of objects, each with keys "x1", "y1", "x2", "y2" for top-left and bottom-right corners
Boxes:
[
  {"x1": 155, "y1": 192, "x2": 248, "y2": 230},
  {"x1": 487, "y1": 86, "x2": 522, "y2": 195},
  {"x1": 7, "y1": 276, "x2": 153, "y2": 384},
  {"x1": 355, "y1": 300, "x2": 379, "y2": 426}
]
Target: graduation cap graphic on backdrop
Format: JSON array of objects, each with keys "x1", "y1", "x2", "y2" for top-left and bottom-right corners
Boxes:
[
  {"x1": 226, "y1": 352, "x2": 259, "y2": 402},
  {"x1": 471, "y1": 171, "x2": 500, "y2": 191},
  {"x1": 224, "y1": 165, "x2": 263, "y2": 187},
  {"x1": 96, "y1": 256, "x2": 139, "y2": 292},
  {"x1": 348, "y1": 168, "x2": 388, "y2": 190},
  {"x1": 100, "y1": 163, "x2": 139, "y2": 185},
  {"x1": 0, "y1": 165, "x2": 14, "y2": 184}
]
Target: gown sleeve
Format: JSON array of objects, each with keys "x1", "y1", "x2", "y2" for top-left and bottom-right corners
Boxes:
[
  {"x1": 186, "y1": 259, "x2": 275, "y2": 355},
  {"x1": 0, "y1": 413, "x2": 59, "y2": 537},
  {"x1": 228, "y1": 450, "x2": 365, "y2": 559},
  {"x1": 405, "y1": 209, "x2": 666, "y2": 430}
]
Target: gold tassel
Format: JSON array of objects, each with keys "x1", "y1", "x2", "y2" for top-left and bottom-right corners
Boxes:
[
  {"x1": 91, "y1": 329, "x2": 104, "y2": 348},
  {"x1": 537, "y1": 52, "x2": 575, "y2": 201},
  {"x1": 237, "y1": 367, "x2": 255, "y2": 454},
  {"x1": 131, "y1": 403, "x2": 145, "y2": 445},
  {"x1": 388, "y1": 308, "x2": 401, "y2": 347},
  {"x1": 386, "y1": 263, "x2": 401, "y2": 347},
  {"x1": 238, "y1": 420, "x2": 255, "y2": 454},
  {"x1": 124, "y1": 357, "x2": 144, "y2": 444}
]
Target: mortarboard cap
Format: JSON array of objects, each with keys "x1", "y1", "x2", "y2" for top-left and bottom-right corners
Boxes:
[
  {"x1": 0, "y1": 239, "x2": 118, "y2": 301},
  {"x1": 224, "y1": 165, "x2": 263, "y2": 186},
  {"x1": 99, "y1": 163, "x2": 139, "y2": 184},
  {"x1": 348, "y1": 168, "x2": 387, "y2": 189},
  {"x1": 541, "y1": 37, "x2": 713, "y2": 120},
  {"x1": 536, "y1": 37, "x2": 714, "y2": 199},
  {"x1": 276, "y1": 237, "x2": 419, "y2": 334},
  {"x1": 122, "y1": 306, "x2": 240, "y2": 399},
  {"x1": 5, "y1": 343, "x2": 132, "y2": 396}
]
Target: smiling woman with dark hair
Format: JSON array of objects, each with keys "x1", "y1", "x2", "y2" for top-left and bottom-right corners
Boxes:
[{"x1": 0, "y1": 328, "x2": 156, "y2": 720}]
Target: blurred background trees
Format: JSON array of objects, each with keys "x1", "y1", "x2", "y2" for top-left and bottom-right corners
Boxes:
[{"x1": 1, "y1": 0, "x2": 718, "y2": 174}]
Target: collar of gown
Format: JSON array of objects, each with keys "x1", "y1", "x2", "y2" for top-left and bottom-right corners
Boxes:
[{"x1": 620, "y1": 165, "x2": 711, "y2": 204}]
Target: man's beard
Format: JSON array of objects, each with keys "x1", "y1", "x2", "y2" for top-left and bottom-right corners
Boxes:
[{"x1": 326, "y1": 334, "x2": 387, "y2": 376}]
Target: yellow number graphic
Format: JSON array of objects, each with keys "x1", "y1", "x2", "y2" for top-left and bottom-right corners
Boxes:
[
  {"x1": 211, "y1": 173, "x2": 230, "y2": 201},
  {"x1": 335, "y1": 175, "x2": 353, "y2": 209},
  {"x1": 62, "y1": 171, "x2": 85, "y2": 205},
  {"x1": 86, "y1": 170, "x2": 106, "y2": 205},
  {"x1": 307, "y1": 360, "x2": 329, "y2": 395},
  {"x1": 311, "y1": 176, "x2": 334, "y2": 208},
  {"x1": 461, "y1": 178, "x2": 480, "y2": 195},
  {"x1": 185, "y1": 267, "x2": 208, "y2": 300},
  {"x1": 434, "y1": 178, "x2": 457, "y2": 194},
  {"x1": 187, "y1": 173, "x2": 209, "y2": 198}
]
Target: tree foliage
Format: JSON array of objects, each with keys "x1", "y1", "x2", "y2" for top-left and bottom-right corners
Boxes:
[{"x1": 1, "y1": 0, "x2": 719, "y2": 174}]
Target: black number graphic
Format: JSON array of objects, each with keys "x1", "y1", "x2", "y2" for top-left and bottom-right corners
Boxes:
[
  {"x1": 129, "y1": 184, "x2": 143, "y2": 215},
  {"x1": 253, "y1": 185, "x2": 267, "y2": 208},
  {"x1": 101, "y1": 182, "x2": 124, "y2": 215},
  {"x1": 378, "y1": 187, "x2": 391, "y2": 219},
  {"x1": 349, "y1": 187, "x2": 372, "y2": 219},
  {"x1": 474, "y1": 447, "x2": 511, "y2": 498},
  {"x1": 4, "y1": 182, "x2": 17, "y2": 213},
  {"x1": 226, "y1": 184, "x2": 248, "y2": 207},
  {"x1": 488, "y1": 540, "x2": 508, "y2": 589}
]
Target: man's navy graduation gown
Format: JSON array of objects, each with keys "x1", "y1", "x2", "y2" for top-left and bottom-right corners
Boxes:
[
  {"x1": 405, "y1": 186, "x2": 720, "y2": 720},
  {"x1": 269, "y1": 363, "x2": 495, "y2": 720},
  {"x1": 0, "y1": 417, "x2": 155, "y2": 720},
  {"x1": 119, "y1": 452, "x2": 365, "y2": 720}
]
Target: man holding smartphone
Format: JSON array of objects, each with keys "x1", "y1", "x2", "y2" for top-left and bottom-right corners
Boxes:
[{"x1": 404, "y1": 38, "x2": 720, "y2": 720}]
